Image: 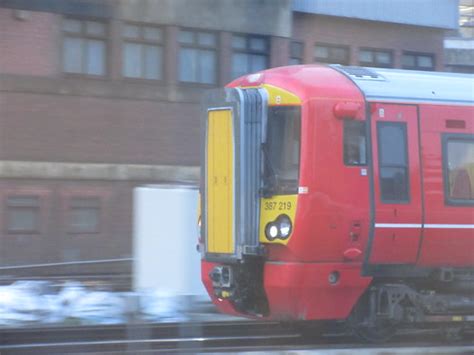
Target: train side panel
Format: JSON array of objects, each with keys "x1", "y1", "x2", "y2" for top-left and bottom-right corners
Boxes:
[{"x1": 417, "y1": 104, "x2": 474, "y2": 267}]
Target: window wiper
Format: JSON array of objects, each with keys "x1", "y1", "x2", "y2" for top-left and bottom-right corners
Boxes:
[{"x1": 260, "y1": 142, "x2": 278, "y2": 198}]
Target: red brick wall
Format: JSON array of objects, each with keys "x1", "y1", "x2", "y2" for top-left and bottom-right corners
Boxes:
[
  {"x1": 292, "y1": 14, "x2": 445, "y2": 71},
  {"x1": 0, "y1": 9, "x2": 58, "y2": 76},
  {"x1": 0, "y1": 179, "x2": 133, "y2": 270},
  {"x1": 0, "y1": 92, "x2": 200, "y2": 166}
]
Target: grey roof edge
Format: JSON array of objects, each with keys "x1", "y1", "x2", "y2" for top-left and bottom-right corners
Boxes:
[{"x1": 331, "y1": 65, "x2": 474, "y2": 106}]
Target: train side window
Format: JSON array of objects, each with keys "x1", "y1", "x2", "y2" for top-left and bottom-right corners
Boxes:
[
  {"x1": 377, "y1": 122, "x2": 409, "y2": 203},
  {"x1": 443, "y1": 135, "x2": 474, "y2": 205},
  {"x1": 343, "y1": 120, "x2": 367, "y2": 166}
]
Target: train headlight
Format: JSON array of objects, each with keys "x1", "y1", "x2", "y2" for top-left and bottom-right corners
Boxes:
[
  {"x1": 265, "y1": 214, "x2": 292, "y2": 241},
  {"x1": 277, "y1": 215, "x2": 292, "y2": 239},
  {"x1": 265, "y1": 222, "x2": 279, "y2": 240}
]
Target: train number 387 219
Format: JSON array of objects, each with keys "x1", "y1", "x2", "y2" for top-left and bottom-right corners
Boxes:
[{"x1": 264, "y1": 201, "x2": 292, "y2": 211}]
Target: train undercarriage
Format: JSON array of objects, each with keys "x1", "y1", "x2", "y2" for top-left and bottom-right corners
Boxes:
[{"x1": 209, "y1": 261, "x2": 474, "y2": 342}]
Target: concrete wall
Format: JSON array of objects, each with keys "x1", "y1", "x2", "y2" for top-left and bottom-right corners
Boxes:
[{"x1": 118, "y1": 0, "x2": 292, "y2": 38}]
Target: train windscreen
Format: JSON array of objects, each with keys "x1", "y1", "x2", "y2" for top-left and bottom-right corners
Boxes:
[{"x1": 265, "y1": 106, "x2": 301, "y2": 195}]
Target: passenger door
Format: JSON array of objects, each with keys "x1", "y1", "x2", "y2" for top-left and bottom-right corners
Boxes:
[{"x1": 366, "y1": 103, "x2": 423, "y2": 266}]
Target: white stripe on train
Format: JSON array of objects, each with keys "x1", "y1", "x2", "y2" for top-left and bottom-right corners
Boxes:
[{"x1": 375, "y1": 223, "x2": 474, "y2": 229}]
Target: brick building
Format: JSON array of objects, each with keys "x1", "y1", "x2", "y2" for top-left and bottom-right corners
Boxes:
[{"x1": 0, "y1": 0, "x2": 459, "y2": 282}]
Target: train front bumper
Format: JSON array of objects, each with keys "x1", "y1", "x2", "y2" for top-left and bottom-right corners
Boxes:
[{"x1": 202, "y1": 259, "x2": 371, "y2": 320}]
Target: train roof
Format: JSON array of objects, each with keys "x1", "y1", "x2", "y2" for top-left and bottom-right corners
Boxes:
[{"x1": 331, "y1": 65, "x2": 474, "y2": 106}]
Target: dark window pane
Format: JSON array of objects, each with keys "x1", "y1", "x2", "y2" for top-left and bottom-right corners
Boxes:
[
  {"x1": 70, "y1": 208, "x2": 99, "y2": 233},
  {"x1": 86, "y1": 39, "x2": 105, "y2": 75},
  {"x1": 289, "y1": 58, "x2": 302, "y2": 65},
  {"x1": 447, "y1": 139, "x2": 474, "y2": 201},
  {"x1": 249, "y1": 37, "x2": 266, "y2": 52},
  {"x1": 199, "y1": 49, "x2": 216, "y2": 84},
  {"x1": 379, "y1": 124, "x2": 407, "y2": 166},
  {"x1": 290, "y1": 41, "x2": 303, "y2": 58},
  {"x1": 123, "y1": 42, "x2": 142, "y2": 78},
  {"x1": 380, "y1": 167, "x2": 409, "y2": 201},
  {"x1": 179, "y1": 48, "x2": 197, "y2": 82},
  {"x1": 232, "y1": 52, "x2": 248, "y2": 79},
  {"x1": 332, "y1": 47, "x2": 348, "y2": 62},
  {"x1": 8, "y1": 208, "x2": 38, "y2": 232},
  {"x1": 85, "y1": 21, "x2": 105, "y2": 36},
  {"x1": 376, "y1": 51, "x2": 391, "y2": 65},
  {"x1": 144, "y1": 27, "x2": 162, "y2": 41},
  {"x1": 315, "y1": 44, "x2": 348, "y2": 64},
  {"x1": 402, "y1": 54, "x2": 416, "y2": 67},
  {"x1": 144, "y1": 45, "x2": 162, "y2": 79},
  {"x1": 314, "y1": 45, "x2": 329, "y2": 59},
  {"x1": 69, "y1": 198, "x2": 100, "y2": 234},
  {"x1": 344, "y1": 120, "x2": 367, "y2": 166},
  {"x1": 63, "y1": 37, "x2": 83, "y2": 73},
  {"x1": 179, "y1": 31, "x2": 194, "y2": 44},
  {"x1": 377, "y1": 122, "x2": 409, "y2": 202},
  {"x1": 250, "y1": 54, "x2": 266, "y2": 72},
  {"x1": 197, "y1": 32, "x2": 216, "y2": 47},
  {"x1": 418, "y1": 55, "x2": 433, "y2": 68},
  {"x1": 62, "y1": 19, "x2": 107, "y2": 76},
  {"x1": 123, "y1": 24, "x2": 140, "y2": 39},
  {"x1": 359, "y1": 50, "x2": 373, "y2": 63},
  {"x1": 6, "y1": 196, "x2": 40, "y2": 233},
  {"x1": 232, "y1": 35, "x2": 246, "y2": 49},
  {"x1": 402, "y1": 52, "x2": 434, "y2": 70},
  {"x1": 63, "y1": 19, "x2": 81, "y2": 33},
  {"x1": 266, "y1": 106, "x2": 301, "y2": 193}
]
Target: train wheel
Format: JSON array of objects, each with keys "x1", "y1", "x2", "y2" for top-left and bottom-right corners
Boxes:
[{"x1": 348, "y1": 292, "x2": 397, "y2": 343}]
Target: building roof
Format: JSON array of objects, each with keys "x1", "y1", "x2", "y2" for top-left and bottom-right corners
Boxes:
[
  {"x1": 292, "y1": 0, "x2": 459, "y2": 30},
  {"x1": 332, "y1": 65, "x2": 474, "y2": 105}
]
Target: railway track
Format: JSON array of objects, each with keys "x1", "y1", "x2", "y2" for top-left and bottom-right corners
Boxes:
[{"x1": 0, "y1": 321, "x2": 473, "y2": 354}]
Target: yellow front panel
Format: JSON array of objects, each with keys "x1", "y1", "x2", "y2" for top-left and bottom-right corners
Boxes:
[
  {"x1": 259, "y1": 194, "x2": 298, "y2": 245},
  {"x1": 207, "y1": 109, "x2": 234, "y2": 254}
]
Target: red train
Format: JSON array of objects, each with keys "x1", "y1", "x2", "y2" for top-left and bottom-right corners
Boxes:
[{"x1": 199, "y1": 65, "x2": 474, "y2": 340}]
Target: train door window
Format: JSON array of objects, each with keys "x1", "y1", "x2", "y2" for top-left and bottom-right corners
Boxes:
[
  {"x1": 443, "y1": 135, "x2": 474, "y2": 204},
  {"x1": 6, "y1": 196, "x2": 40, "y2": 234},
  {"x1": 377, "y1": 122, "x2": 409, "y2": 202},
  {"x1": 344, "y1": 120, "x2": 367, "y2": 166},
  {"x1": 69, "y1": 197, "x2": 101, "y2": 234}
]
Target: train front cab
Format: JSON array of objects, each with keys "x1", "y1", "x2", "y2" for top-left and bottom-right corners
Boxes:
[{"x1": 200, "y1": 66, "x2": 373, "y2": 320}]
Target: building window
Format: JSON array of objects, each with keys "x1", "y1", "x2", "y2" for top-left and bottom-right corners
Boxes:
[
  {"x1": 6, "y1": 196, "x2": 40, "y2": 233},
  {"x1": 402, "y1": 52, "x2": 435, "y2": 71},
  {"x1": 178, "y1": 30, "x2": 217, "y2": 84},
  {"x1": 359, "y1": 48, "x2": 393, "y2": 68},
  {"x1": 232, "y1": 34, "x2": 268, "y2": 79},
  {"x1": 314, "y1": 44, "x2": 349, "y2": 65},
  {"x1": 69, "y1": 197, "x2": 101, "y2": 234},
  {"x1": 122, "y1": 24, "x2": 163, "y2": 80},
  {"x1": 290, "y1": 41, "x2": 304, "y2": 65},
  {"x1": 377, "y1": 122, "x2": 409, "y2": 203},
  {"x1": 344, "y1": 120, "x2": 367, "y2": 166},
  {"x1": 443, "y1": 135, "x2": 474, "y2": 204},
  {"x1": 62, "y1": 18, "x2": 107, "y2": 76}
]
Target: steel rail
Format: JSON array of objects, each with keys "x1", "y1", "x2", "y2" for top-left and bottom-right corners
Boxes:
[{"x1": 0, "y1": 321, "x2": 472, "y2": 354}]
